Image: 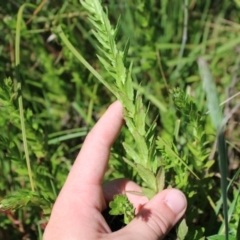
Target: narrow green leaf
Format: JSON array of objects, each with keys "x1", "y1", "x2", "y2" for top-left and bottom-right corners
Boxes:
[
  {"x1": 124, "y1": 116, "x2": 135, "y2": 134},
  {"x1": 215, "y1": 167, "x2": 240, "y2": 215},
  {"x1": 156, "y1": 167, "x2": 165, "y2": 192},
  {"x1": 115, "y1": 53, "x2": 126, "y2": 84},
  {"x1": 102, "y1": 12, "x2": 116, "y2": 55},
  {"x1": 113, "y1": 15, "x2": 121, "y2": 39},
  {"x1": 204, "y1": 160, "x2": 215, "y2": 169},
  {"x1": 123, "y1": 142, "x2": 141, "y2": 164},
  {"x1": 174, "y1": 119, "x2": 181, "y2": 140},
  {"x1": 135, "y1": 94, "x2": 143, "y2": 116},
  {"x1": 134, "y1": 94, "x2": 146, "y2": 135},
  {"x1": 132, "y1": 131, "x2": 148, "y2": 164},
  {"x1": 97, "y1": 44, "x2": 114, "y2": 62},
  {"x1": 124, "y1": 62, "x2": 134, "y2": 101},
  {"x1": 118, "y1": 91, "x2": 135, "y2": 117},
  {"x1": 219, "y1": 178, "x2": 240, "y2": 235},
  {"x1": 136, "y1": 164, "x2": 157, "y2": 192},
  {"x1": 146, "y1": 118, "x2": 157, "y2": 143},
  {"x1": 92, "y1": 30, "x2": 111, "y2": 50},
  {"x1": 123, "y1": 38, "x2": 130, "y2": 65},
  {"x1": 177, "y1": 218, "x2": 188, "y2": 240},
  {"x1": 147, "y1": 137, "x2": 158, "y2": 173},
  {"x1": 97, "y1": 54, "x2": 112, "y2": 70},
  {"x1": 123, "y1": 158, "x2": 157, "y2": 192},
  {"x1": 197, "y1": 57, "x2": 223, "y2": 130},
  {"x1": 217, "y1": 132, "x2": 229, "y2": 239}
]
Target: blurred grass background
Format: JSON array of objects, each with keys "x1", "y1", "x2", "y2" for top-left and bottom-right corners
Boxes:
[{"x1": 0, "y1": 0, "x2": 240, "y2": 239}]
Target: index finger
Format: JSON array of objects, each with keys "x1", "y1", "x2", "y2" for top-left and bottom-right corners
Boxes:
[{"x1": 65, "y1": 101, "x2": 124, "y2": 191}]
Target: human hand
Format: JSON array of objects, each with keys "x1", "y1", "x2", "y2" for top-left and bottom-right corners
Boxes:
[{"x1": 43, "y1": 101, "x2": 187, "y2": 240}]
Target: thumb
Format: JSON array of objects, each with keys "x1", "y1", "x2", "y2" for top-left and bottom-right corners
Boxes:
[{"x1": 121, "y1": 189, "x2": 187, "y2": 240}]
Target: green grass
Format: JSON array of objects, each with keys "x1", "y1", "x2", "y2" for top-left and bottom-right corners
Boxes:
[{"x1": 0, "y1": 0, "x2": 240, "y2": 239}]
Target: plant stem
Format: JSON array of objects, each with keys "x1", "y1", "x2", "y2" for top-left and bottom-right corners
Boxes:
[{"x1": 15, "y1": 4, "x2": 35, "y2": 192}]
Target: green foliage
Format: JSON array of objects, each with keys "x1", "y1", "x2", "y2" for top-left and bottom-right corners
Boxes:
[
  {"x1": 109, "y1": 194, "x2": 135, "y2": 225},
  {"x1": 0, "y1": 0, "x2": 239, "y2": 239},
  {"x1": 177, "y1": 218, "x2": 188, "y2": 240},
  {"x1": 0, "y1": 190, "x2": 51, "y2": 214}
]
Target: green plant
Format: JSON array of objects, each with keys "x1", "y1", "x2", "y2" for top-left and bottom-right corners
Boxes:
[
  {"x1": 0, "y1": 0, "x2": 239, "y2": 239},
  {"x1": 109, "y1": 194, "x2": 134, "y2": 225},
  {"x1": 56, "y1": 1, "x2": 239, "y2": 239},
  {"x1": 57, "y1": 0, "x2": 198, "y2": 238}
]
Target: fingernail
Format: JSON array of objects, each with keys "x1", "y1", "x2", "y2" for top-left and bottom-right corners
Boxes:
[{"x1": 164, "y1": 190, "x2": 187, "y2": 215}]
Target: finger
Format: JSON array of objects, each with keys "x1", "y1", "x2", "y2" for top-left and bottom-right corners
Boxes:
[
  {"x1": 118, "y1": 189, "x2": 187, "y2": 240},
  {"x1": 65, "y1": 100, "x2": 124, "y2": 192},
  {"x1": 103, "y1": 179, "x2": 148, "y2": 212}
]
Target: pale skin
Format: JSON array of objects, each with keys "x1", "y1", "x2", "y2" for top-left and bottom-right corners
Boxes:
[{"x1": 43, "y1": 101, "x2": 187, "y2": 240}]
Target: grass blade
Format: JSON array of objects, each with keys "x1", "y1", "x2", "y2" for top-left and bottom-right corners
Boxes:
[
  {"x1": 15, "y1": 3, "x2": 36, "y2": 192},
  {"x1": 198, "y1": 57, "x2": 229, "y2": 240},
  {"x1": 56, "y1": 25, "x2": 116, "y2": 96},
  {"x1": 219, "y1": 186, "x2": 240, "y2": 234},
  {"x1": 198, "y1": 58, "x2": 222, "y2": 129},
  {"x1": 215, "y1": 167, "x2": 240, "y2": 215}
]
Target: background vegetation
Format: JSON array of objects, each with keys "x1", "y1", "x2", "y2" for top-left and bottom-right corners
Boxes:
[{"x1": 0, "y1": 0, "x2": 239, "y2": 239}]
